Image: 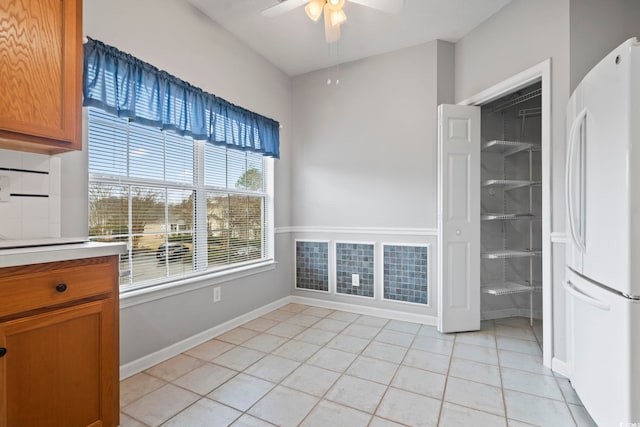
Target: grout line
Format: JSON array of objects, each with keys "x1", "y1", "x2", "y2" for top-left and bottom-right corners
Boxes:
[
  {"x1": 435, "y1": 329, "x2": 456, "y2": 426},
  {"x1": 122, "y1": 311, "x2": 575, "y2": 427},
  {"x1": 242, "y1": 307, "x2": 369, "y2": 425},
  {"x1": 9, "y1": 193, "x2": 49, "y2": 197},
  {"x1": 0, "y1": 166, "x2": 49, "y2": 174},
  {"x1": 318, "y1": 318, "x2": 390, "y2": 415},
  {"x1": 280, "y1": 309, "x2": 367, "y2": 425},
  {"x1": 229, "y1": 320, "x2": 325, "y2": 424},
  {"x1": 495, "y1": 319, "x2": 510, "y2": 423},
  {"x1": 367, "y1": 322, "x2": 419, "y2": 426}
]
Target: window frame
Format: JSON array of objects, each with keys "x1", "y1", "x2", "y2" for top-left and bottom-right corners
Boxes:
[{"x1": 85, "y1": 108, "x2": 275, "y2": 294}]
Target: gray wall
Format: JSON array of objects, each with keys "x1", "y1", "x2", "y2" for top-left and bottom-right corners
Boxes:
[
  {"x1": 570, "y1": 0, "x2": 640, "y2": 92},
  {"x1": 455, "y1": 0, "x2": 570, "y2": 233},
  {"x1": 437, "y1": 41, "x2": 455, "y2": 105},
  {"x1": 79, "y1": 0, "x2": 293, "y2": 364},
  {"x1": 289, "y1": 41, "x2": 453, "y2": 315},
  {"x1": 291, "y1": 41, "x2": 446, "y2": 229},
  {"x1": 454, "y1": 0, "x2": 570, "y2": 361}
]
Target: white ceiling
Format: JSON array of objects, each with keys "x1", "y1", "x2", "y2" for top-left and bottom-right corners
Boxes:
[{"x1": 186, "y1": 0, "x2": 512, "y2": 76}]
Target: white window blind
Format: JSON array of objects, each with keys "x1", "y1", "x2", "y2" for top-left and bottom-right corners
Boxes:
[{"x1": 88, "y1": 108, "x2": 273, "y2": 292}]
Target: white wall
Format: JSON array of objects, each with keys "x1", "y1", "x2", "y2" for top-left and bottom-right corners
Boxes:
[
  {"x1": 454, "y1": 0, "x2": 570, "y2": 362},
  {"x1": 570, "y1": 0, "x2": 640, "y2": 92},
  {"x1": 81, "y1": 0, "x2": 293, "y2": 365}
]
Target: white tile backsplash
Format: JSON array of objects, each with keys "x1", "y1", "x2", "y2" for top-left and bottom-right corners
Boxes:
[
  {"x1": 49, "y1": 157, "x2": 61, "y2": 196},
  {"x1": 21, "y1": 154, "x2": 50, "y2": 172},
  {"x1": 0, "y1": 149, "x2": 61, "y2": 239},
  {"x1": 0, "y1": 150, "x2": 22, "y2": 169},
  {"x1": 8, "y1": 171, "x2": 21, "y2": 194},
  {"x1": 0, "y1": 197, "x2": 21, "y2": 222},
  {"x1": 22, "y1": 173, "x2": 50, "y2": 195},
  {"x1": 49, "y1": 195, "x2": 61, "y2": 224}
]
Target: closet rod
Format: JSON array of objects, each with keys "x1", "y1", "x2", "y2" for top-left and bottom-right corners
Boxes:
[{"x1": 492, "y1": 88, "x2": 542, "y2": 113}]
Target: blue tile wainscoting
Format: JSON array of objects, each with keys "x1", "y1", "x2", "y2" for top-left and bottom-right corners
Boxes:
[
  {"x1": 383, "y1": 244, "x2": 428, "y2": 304},
  {"x1": 295, "y1": 241, "x2": 330, "y2": 291},
  {"x1": 335, "y1": 242, "x2": 375, "y2": 298}
]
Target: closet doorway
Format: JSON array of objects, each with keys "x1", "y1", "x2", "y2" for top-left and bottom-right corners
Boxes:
[{"x1": 437, "y1": 60, "x2": 552, "y2": 368}]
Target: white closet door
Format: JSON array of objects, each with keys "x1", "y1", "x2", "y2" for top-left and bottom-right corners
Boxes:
[{"x1": 437, "y1": 104, "x2": 481, "y2": 333}]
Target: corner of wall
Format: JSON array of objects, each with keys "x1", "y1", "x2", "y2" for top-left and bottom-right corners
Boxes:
[{"x1": 436, "y1": 40, "x2": 455, "y2": 105}]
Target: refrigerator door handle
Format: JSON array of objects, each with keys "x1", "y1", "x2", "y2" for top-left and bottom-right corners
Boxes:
[
  {"x1": 566, "y1": 108, "x2": 588, "y2": 253},
  {"x1": 563, "y1": 279, "x2": 610, "y2": 311}
]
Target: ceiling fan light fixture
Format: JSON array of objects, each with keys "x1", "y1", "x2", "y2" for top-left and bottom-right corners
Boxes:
[
  {"x1": 325, "y1": 0, "x2": 345, "y2": 11},
  {"x1": 323, "y1": 3, "x2": 341, "y2": 42},
  {"x1": 305, "y1": 0, "x2": 325, "y2": 21},
  {"x1": 329, "y1": 8, "x2": 347, "y2": 26}
]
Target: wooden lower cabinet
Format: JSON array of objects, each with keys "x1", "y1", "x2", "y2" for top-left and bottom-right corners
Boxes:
[{"x1": 0, "y1": 256, "x2": 119, "y2": 427}]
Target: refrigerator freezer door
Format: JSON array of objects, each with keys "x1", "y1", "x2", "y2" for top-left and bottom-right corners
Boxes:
[
  {"x1": 578, "y1": 39, "x2": 637, "y2": 295},
  {"x1": 565, "y1": 269, "x2": 639, "y2": 425}
]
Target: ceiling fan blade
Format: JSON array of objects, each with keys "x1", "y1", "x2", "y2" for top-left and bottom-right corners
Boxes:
[
  {"x1": 348, "y1": 0, "x2": 404, "y2": 13},
  {"x1": 261, "y1": 0, "x2": 308, "y2": 18}
]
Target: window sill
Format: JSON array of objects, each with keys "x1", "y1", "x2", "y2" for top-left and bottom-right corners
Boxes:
[{"x1": 120, "y1": 260, "x2": 277, "y2": 309}]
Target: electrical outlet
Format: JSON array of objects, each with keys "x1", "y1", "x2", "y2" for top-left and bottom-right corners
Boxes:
[
  {"x1": 352, "y1": 274, "x2": 360, "y2": 287},
  {"x1": 0, "y1": 176, "x2": 10, "y2": 202},
  {"x1": 213, "y1": 286, "x2": 221, "y2": 302}
]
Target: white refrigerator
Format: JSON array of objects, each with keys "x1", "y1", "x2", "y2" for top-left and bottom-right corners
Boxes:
[{"x1": 565, "y1": 37, "x2": 640, "y2": 426}]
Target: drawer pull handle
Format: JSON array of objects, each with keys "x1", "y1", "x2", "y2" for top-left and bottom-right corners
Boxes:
[
  {"x1": 0, "y1": 348, "x2": 6, "y2": 358},
  {"x1": 55, "y1": 283, "x2": 68, "y2": 293}
]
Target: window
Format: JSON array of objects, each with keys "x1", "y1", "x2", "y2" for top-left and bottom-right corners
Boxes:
[{"x1": 88, "y1": 108, "x2": 273, "y2": 292}]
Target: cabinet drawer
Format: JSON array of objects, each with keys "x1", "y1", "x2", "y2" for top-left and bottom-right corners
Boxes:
[{"x1": 0, "y1": 262, "x2": 114, "y2": 317}]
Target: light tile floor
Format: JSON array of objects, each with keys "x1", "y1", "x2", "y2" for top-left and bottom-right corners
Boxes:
[{"x1": 120, "y1": 303, "x2": 598, "y2": 427}]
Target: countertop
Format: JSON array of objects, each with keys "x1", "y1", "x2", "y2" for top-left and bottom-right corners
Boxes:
[{"x1": 0, "y1": 241, "x2": 127, "y2": 269}]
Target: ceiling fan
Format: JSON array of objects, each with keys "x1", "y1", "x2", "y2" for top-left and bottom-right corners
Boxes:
[{"x1": 261, "y1": 0, "x2": 404, "y2": 43}]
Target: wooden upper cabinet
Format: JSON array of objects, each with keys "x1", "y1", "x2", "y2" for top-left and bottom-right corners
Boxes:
[{"x1": 0, "y1": 0, "x2": 82, "y2": 154}]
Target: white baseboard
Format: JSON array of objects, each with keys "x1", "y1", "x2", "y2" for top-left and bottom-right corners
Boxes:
[
  {"x1": 552, "y1": 357, "x2": 570, "y2": 378},
  {"x1": 481, "y1": 308, "x2": 543, "y2": 321},
  {"x1": 120, "y1": 296, "x2": 292, "y2": 380},
  {"x1": 290, "y1": 295, "x2": 437, "y2": 326},
  {"x1": 120, "y1": 294, "x2": 439, "y2": 380}
]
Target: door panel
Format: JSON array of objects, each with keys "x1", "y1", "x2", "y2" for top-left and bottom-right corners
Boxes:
[
  {"x1": 448, "y1": 242, "x2": 470, "y2": 308},
  {"x1": 573, "y1": 42, "x2": 631, "y2": 293},
  {"x1": 437, "y1": 104, "x2": 481, "y2": 333},
  {"x1": 565, "y1": 269, "x2": 639, "y2": 425},
  {"x1": 448, "y1": 155, "x2": 470, "y2": 221}
]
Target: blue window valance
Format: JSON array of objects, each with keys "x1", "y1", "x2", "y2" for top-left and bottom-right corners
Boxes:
[{"x1": 83, "y1": 38, "x2": 280, "y2": 158}]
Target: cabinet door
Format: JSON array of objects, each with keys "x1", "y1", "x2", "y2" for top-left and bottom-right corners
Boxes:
[
  {"x1": 0, "y1": 300, "x2": 117, "y2": 427},
  {"x1": 0, "y1": 0, "x2": 82, "y2": 153}
]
